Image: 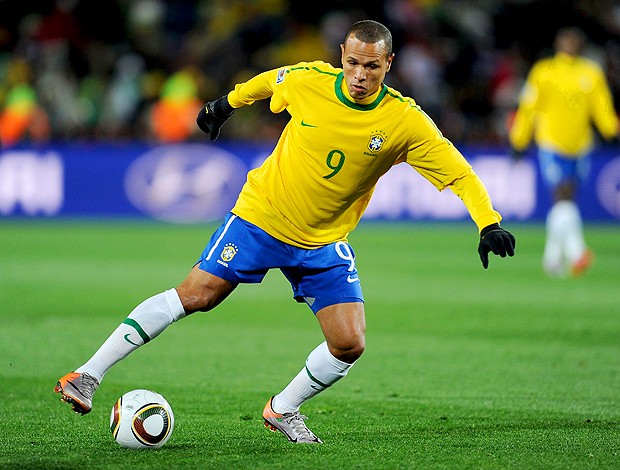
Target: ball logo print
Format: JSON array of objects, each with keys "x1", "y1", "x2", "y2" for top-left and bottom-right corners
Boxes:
[
  {"x1": 131, "y1": 404, "x2": 173, "y2": 446},
  {"x1": 110, "y1": 389, "x2": 174, "y2": 449}
]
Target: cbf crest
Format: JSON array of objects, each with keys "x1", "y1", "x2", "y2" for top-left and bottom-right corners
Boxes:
[
  {"x1": 221, "y1": 243, "x2": 238, "y2": 262},
  {"x1": 276, "y1": 68, "x2": 287, "y2": 84},
  {"x1": 367, "y1": 130, "x2": 388, "y2": 155}
]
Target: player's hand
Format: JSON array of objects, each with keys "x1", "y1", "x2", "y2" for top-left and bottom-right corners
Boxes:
[
  {"x1": 478, "y1": 223, "x2": 515, "y2": 269},
  {"x1": 196, "y1": 96, "x2": 234, "y2": 141}
]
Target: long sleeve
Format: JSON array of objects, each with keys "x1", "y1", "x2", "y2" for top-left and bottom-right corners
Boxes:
[
  {"x1": 449, "y1": 171, "x2": 502, "y2": 231},
  {"x1": 590, "y1": 70, "x2": 619, "y2": 140},
  {"x1": 227, "y1": 69, "x2": 279, "y2": 108},
  {"x1": 509, "y1": 70, "x2": 539, "y2": 152}
]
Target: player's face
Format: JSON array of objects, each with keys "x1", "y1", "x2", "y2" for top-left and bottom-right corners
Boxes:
[{"x1": 341, "y1": 36, "x2": 393, "y2": 101}]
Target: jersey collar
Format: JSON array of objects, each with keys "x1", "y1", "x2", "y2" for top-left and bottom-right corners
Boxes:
[
  {"x1": 335, "y1": 72, "x2": 388, "y2": 111},
  {"x1": 555, "y1": 51, "x2": 578, "y2": 64}
]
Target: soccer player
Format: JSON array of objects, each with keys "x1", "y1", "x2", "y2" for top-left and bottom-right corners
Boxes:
[
  {"x1": 509, "y1": 27, "x2": 619, "y2": 277},
  {"x1": 55, "y1": 20, "x2": 515, "y2": 444}
]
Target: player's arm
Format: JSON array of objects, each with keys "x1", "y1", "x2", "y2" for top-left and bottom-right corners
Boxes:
[
  {"x1": 449, "y1": 171, "x2": 500, "y2": 231},
  {"x1": 589, "y1": 69, "x2": 620, "y2": 142},
  {"x1": 404, "y1": 104, "x2": 498, "y2": 228},
  {"x1": 196, "y1": 68, "x2": 282, "y2": 141},
  {"x1": 508, "y1": 67, "x2": 540, "y2": 153},
  {"x1": 404, "y1": 107, "x2": 515, "y2": 268},
  {"x1": 449, "y1": 172, "x2": 515, "y2": 269}
]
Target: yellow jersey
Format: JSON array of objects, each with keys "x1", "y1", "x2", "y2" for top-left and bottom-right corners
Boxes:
[
  {"x1": 510, "y1": 52, "x2": 619, "y2": 157},
  {"x1": 228, "y1": 61, "x2": 501, "y2": 248}
]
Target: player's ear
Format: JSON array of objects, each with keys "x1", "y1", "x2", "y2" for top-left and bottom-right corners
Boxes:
[
  {"x1": 386, "y1": 53, "x2": 395, "y2": 72},
  {"x1": 340, "y1": 43, "x2": 346, "y2": 65}
]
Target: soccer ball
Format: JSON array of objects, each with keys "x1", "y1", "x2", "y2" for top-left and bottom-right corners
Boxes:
[{"x1": 110, "y1": 389, "x2": 174, "y2": 449}]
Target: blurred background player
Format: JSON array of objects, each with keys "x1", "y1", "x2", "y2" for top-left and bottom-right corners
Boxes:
[
  {"x1": 0, "y1": 57, "x2": 50, "y2": 147},
  {"x1": 509, "y1": 27, "x2": 619, "y2": 277},
  {"x1": 149, "y1": 68, "x2": 203, "y2": 143}
]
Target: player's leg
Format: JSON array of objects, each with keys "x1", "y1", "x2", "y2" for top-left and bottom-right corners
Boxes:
[
  {"x1": 272, "y1": 301, "x2": 365, "y2": 410},
  {"x1": 264, "y1": 240, "x2": 365, "y2": 443},
  {"x1": 55, "y1": 270, "x2": 235, "y2": 414},
  {"x1": 263, "y1": 302, "x2": 365, "y2": 443},
  {"x1": 541, "y1": 151, "x2": 592, "y2": 276},
  {"x1": 563, "y1": 157, "x2": 593, "y2": 276},
  {"x1": 557, "y1": 193, "x2": 593, "y2": 277},
  {"x1": 176, "y1": 265, "x2": 237, "y2": 313},
  {"x1": 539, "y1": 149, "x2": 565, "y2": 275},
  {"x1": 77, "y1": 268, "x2": 234, "y2": 380},
  {"x1": 542, "y1": 211, "x2": 564, "y2": 276},
  {"x1": 54, "y1": 213, "x2": 249, "y2": 414}
]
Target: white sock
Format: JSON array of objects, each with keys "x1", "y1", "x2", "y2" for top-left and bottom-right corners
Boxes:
[
  {"x1": 545, "y1": 200, "x2": 586, "y2": 268},
  {"x1": 272, "y1": 341, "x2": 354, "y2": 413},
  {"x1": 543, "y1": 202, "x2": 565, "y2": 271},
  {"x1": 561, "y1": 201, "x2": 586, "y2": 263},
  {"x1": 76, "y1": 289, "x2": 185, "y2": 382}
]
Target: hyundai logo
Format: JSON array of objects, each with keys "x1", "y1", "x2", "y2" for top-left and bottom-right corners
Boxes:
[{"x1": 125, "y1": 144, "x2": 247, "y2": 223}]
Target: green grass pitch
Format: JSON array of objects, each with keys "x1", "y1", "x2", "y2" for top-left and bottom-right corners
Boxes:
[{"x1": 1, "y1": 220, "x2": 619, "y2": 469}]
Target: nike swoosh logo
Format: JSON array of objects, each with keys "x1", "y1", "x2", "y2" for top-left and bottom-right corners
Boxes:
[
  {"x1": 301, "y1": 120, "x2": 317, "y2": 128},
  {"x1": 67, "y1": 380, "x2": 87, "y2": 399},
  {"x1": 124, "y1": 334, "x2": 139, "y2": 346},
  {"x1": 347, "y1": 275, "x2": 359, "y2": 283}
]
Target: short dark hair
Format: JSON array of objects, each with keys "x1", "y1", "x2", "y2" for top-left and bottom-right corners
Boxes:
[
  {"x1": 554, "y1": 27, "x2": 585, "y2": 55},
  {"x1": 344, "y1": 20, "x2": 393, "y2": 57}
]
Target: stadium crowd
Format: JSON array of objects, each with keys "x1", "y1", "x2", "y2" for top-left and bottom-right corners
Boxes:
[{"x1": 1, "y1": 0, "x2": 619, "y2": 147}]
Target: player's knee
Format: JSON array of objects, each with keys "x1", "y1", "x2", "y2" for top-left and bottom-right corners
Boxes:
[
  {"x1": 179, "y1": 293, "x2": 215, "y2": 314},
  {"x1": 176, "y1": 282, "x2": 234, "y2": 314},
  {"x1": 554, "y1": 181, "x2": 576, "y2": 201},
  {"x1": 176, "y1": 267, "x2": 236, "y2": 314},
  {"x1": 347, "y1": 339, "x2": 366, "y2": 363},
  {"x1": 330, "y1": 336, "x2": 365, "y2": 364}
]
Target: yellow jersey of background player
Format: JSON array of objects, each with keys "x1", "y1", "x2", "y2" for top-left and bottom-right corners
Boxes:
[
  {"x1": 228, "y1": 60, "x2": 501, "y2": 248},
  {"x1": 509, "y1": 50, "x2": 618, "y2": 158}
]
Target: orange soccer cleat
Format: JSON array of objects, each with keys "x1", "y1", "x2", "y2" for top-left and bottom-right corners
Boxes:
[
  {"x1": 54, "y1": 371, "x2": 99, "y2": 415},
  {"x1": 262, "y1": 396, "x2": 322, "y2": 443}
]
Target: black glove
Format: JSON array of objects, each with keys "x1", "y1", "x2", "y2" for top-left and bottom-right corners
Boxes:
[
  {"x1": 196, "y1": 95, "x2": 234, "y2": 141},
  {"x1": 478, "y1": 223, "x2": 516, "y2": 269}
]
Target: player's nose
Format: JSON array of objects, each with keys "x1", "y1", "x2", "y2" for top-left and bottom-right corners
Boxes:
[{"x1": 355, "y1": 66, "x2": 366, "y2": 81}]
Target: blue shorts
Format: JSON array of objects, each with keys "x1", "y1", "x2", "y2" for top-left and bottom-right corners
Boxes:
[
  {"x1": 538, "y1": 148, "x2": 591, "y2": 188},
  {"x1": 196, "y1": 213, "x2": 364, "y2": 314}
]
